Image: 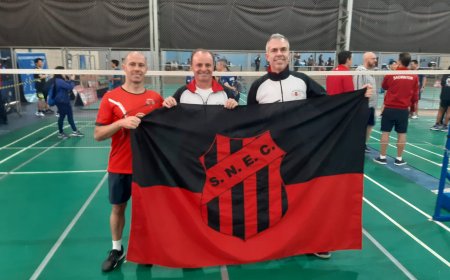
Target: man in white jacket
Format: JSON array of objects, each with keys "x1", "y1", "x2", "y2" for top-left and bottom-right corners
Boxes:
[{"x1": 354, "y1": 52, "x2": 378, "y2": 152}]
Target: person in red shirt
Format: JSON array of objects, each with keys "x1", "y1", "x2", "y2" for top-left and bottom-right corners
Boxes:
[
  {"x1": 326, "y1": 51, "x2": 354, "y2": 95},
  {"x1": 94, "y1": 51, "x2": 164, "y2": 272},
  {"x1": 374, "y1": 53, "x2": 419, "y2": 166}
]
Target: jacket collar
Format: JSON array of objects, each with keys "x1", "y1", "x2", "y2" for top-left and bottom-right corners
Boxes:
[
  {"x1": 267, "y1": 65, "x2": 290, "y2": 81},
  {"x1": 335, "y1": 64, "x2": 350, "y2": 70},
  {"x1": 186, "y1": 78, "x2": 224, "y2": 93},
  {"x1": 396, "y1": 66, "x2": 409, "y2": 70}
]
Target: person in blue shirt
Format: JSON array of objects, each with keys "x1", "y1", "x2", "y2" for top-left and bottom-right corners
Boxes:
[
  {"x1": 216, "y1": 59, "x2": 239, "y2": 102},
  {"x1": 53, "y1": 66, "x2": 84, "y2": 139},
  {"x1": 110, "y1": 59, "x2": 123, "y2": 89}
]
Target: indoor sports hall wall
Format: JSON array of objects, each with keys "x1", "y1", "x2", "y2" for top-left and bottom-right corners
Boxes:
[{"x1": 0, "y1": 0, "x2": 448, "y2": 53}]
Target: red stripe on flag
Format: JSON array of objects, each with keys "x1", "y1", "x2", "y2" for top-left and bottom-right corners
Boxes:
[
  {"x1": 269, "y1": 159, "x2": 282, "y2": 227},
  {"x1": 217, "y1": 135, "x2": 233, "y2": 235},
  {"x1": 244, "y1": 174, "x2": 258, "y2": 239},
  {"x1": 201, "y1": 203, "x2": 208, "y2": 226},
  {"x1": 128, "y1": 173, "x2": 363, "y2": 268}
]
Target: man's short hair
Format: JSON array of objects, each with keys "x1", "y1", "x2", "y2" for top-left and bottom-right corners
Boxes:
[
  {"x1": 399, "y1": 52, "x2": 411, "y2": 67},
  {"x1": 217, "y1": 59, "x2": 230, "y2": 71},
  {"x1": 337, "y1": 51, "x2": 352, "y2": 65},
  {"x1": 111, "y1": 59, "x2": 120, "y2": 67},
  {"x1": 265, "y1": 33, "x2": 290, "y2": 52},
  {"x1": 34, "y1": 58, "x2": 43, "y2": 64},
  {"x1": 190, "y1": 49, "x2": 214, "y2": 65}
]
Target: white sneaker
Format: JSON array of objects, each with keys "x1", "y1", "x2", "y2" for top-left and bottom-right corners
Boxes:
[
  {"x1": 57, "y1": 133, "x2": 68, "y2": 139},
  {"x1": 35, "y1": 111, "x2": 45, "y2": 117},
  {"x1": 411, "y1": 115, "x2": 418, "y2": 119},
  {"x1": 69, "y1": 131, "x2": 84, "y2": 137},
  {"x1": 313, "y1": 252, "x2": 331, "y2": 259}
]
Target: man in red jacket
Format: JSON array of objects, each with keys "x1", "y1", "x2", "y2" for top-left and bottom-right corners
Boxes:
[
  {"x1": 374, "y1": 53, "x2": 419, "y2": 166},
  {"x1": 326, "y1": 51, "x2": 354, "y2": 95}
]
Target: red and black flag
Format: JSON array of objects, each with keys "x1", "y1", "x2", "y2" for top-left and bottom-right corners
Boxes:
[{"x1": 128, "y1": 90, "x2": 368, "y2": 268}]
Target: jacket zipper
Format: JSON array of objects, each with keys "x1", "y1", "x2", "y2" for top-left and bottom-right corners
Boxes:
[{"x1": 279, "y1": 81, "x2": 284, "y2": 102}]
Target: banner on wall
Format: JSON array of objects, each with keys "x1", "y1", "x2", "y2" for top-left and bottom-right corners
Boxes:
[{"x1": 16, "y1": 53, "x2": 48, "y2": 102}]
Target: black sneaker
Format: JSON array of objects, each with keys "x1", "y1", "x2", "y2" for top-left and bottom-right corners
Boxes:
[
  {"x1": 394, "y1": 159, "x2": 406, "y2": 166},
  {"x1": 102, "y1": 246, "x2": 125, "y2": 272},
  {"x1": 373, "y1": 157, "x2": 387, "y2": 165},
  {"x1": 430, "y1": 124, "x2": 442, "y2": 131}
]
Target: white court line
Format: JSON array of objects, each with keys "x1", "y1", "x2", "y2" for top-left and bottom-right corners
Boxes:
[
  {"x1": 30, "y1": 173, "x2": 108, "y2": 280},
  {"x1": 0, "y1": 120, "x2": 94, "y2": 152},
  {"x1": 1, "y1": 146, "x2": 109, "y2": 150},
  {"x1": 0, "y1": 121, "x2": 92, "y2": 165},
  {"x1": 369, "y1": 136, "x2": 443, "y2": 167},
  {"x1": 0, "y1": 139, "x2": 64, "y2": 181},
  {"x1": 220, "y1": 265, "x2": 229, "y2": 280},
  {"x1": 363, "y1": 228, "x2": 416, "y2": 280},
  {"x1": 0, "y1": 170, "x2": 106, "y2": 175},
  {"x1": 0, "y1": 120, "x2": 94, "y2": 146},
  {"x1": 0, "y1": 124, "x2": 90, "y2": 180},
  {"x1": 0, "y1": 123, "x2": 55, "y2": 150},
  {"x1": 364, "y1": 197, "x2": 450, "y2": 267},
  {"x1": 372, "y1": 129, "x2": 443, "y2": 157},
  {"x1": 0, "y1": 127, "x2": 67, "y2": 165},
  {"x1": 364, "y1": 174, "x2": 450, "y2": 233}
]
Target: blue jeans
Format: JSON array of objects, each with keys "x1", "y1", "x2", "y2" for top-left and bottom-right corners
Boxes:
[{"x1": 56, "y1": 103, "x2": 77, "y2": 133}]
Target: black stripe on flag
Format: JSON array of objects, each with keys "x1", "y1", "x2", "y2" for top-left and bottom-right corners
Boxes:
[
  {"x1": 282, "y1": 184, "x2": 288, "y2": 216},
  {"x1": 204, "y1": 141, "x2": 217, "y2": 170},
  {"x1": 207, "y1": 197, "x2": 220, "y2": 231},
  {"x1": 232, "y1": 183, "x2": 245, "y2": 239},
  {"x1": 257, "y1": 166, "x2": 269, "y2": 232},
  {"x1": 229, "y1": 138, "x2": 245, "y2": 239}
]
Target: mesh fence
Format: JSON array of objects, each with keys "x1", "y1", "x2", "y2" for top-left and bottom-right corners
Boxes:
[
  {"x1": 0, "y1": 0, "x2": 448, "y2": 53},
  {"x1": 1, "y1": 68, "x2": 450, "y2": 143},
  {"x1": 2, "y1": 68, "x2": 450, "y2": 110},
  {"x1": 0, "y1": 0, "x2": 150, "y2": 48}
]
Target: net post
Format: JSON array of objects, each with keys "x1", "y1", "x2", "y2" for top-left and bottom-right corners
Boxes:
[{"x1": 433, "y1": 126, "x2": 450, "y2": 221}]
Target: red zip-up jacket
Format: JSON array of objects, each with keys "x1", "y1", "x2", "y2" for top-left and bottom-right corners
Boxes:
[
  {"x1": 382, "y1": 66, "x2": 419, "y2": 110},
  {"x1": 326, "y1": 64, "x2": 354, "y2": 95}
]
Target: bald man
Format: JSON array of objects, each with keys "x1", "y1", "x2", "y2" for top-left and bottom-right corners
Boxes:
[
  {"x1": 95, "y1": 51, "x2": 164, "y2": 272},
  {"x1": 354, "y1": 52, "x2": 378, "y2": 152}
]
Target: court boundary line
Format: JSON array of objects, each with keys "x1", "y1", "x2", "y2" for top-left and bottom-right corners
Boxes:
[
  {"x1": 369, "y1": 136, "x2": 443, "y2": 168},
  {"x1": 220, "y1": 265, "x2": 229, "y2": 280},
  {"x1": 0, "y1": 125, "x2": 72, "y2": 165},
  {"x1": 0, "y1": 123, "x2": 55, "y2": 150},
  {"x1": 0, "y1": 123, "x2": 90, "y2": 180},
  {"x1": 30, "y1": 173, "x2": 108, "y2": 280},
  {"x1": 364, "y1": 174, "x2": 450, "y2": 232},
  {"x1": 362, "y1": 228, "x2": 416, "y2": 280},
  {"x1": 1, "y1": 146, "x2": 109, "y2": 150},
  {"x1": 0, "y1": 120, "x2": 94, "y2": 151},
  {"x1": 372, "y1": 129, "x2": 443, "y2": 157},
  {"x1": 0, "y1": 170, "x2": 106, "y2": 175},
  {"x1": 364, "y1": 197, "x2": 450, "y2": 267},
  {"x1": 0, "y1": 138, "x2": 64, "y2": 181}
]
